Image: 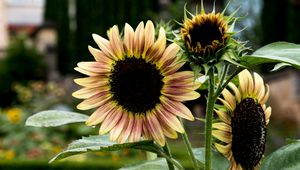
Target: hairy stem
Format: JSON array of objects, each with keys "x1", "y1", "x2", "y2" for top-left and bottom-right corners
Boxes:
[{"x1": 205, "y1": 67, "x2": 216, "y2": 170}]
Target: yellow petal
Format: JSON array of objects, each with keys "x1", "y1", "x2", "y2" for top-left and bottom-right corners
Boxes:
[
  {"x1": 212, "y1": 130, "x2": 232, "y2": 143},
  {"x1": 143, "y1": 20, "x2": 155, "y2": 55},
  {"x1": 124, "y1": 23, "x2": 135, "y2": 56},
  {"x1": 212, "y1": 122, "x2": 232, "y2": 132},
  {"x1": 214, "y1": 143, "x2": 231, "y2": 155},
  {"x1": 215, "y1": 109, "x2": 231, "y2": 124},
  {"x1": 133, "y1": 22, "x2": 145, "y2": 57},
  {"x1": 145, "y1": 27, "x2": 166, "y2": 62}
]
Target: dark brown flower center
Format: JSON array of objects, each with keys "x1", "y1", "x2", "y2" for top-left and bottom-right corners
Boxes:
[
  {"x1": 109, "y1": 57, "x2": 163, "y2": 114},
  {"x1": 231, "y1": 97, "x2": 266, "y2": 170},
  {"x1": 189, "y1": 16, "x2": 224, "y2": 49}
]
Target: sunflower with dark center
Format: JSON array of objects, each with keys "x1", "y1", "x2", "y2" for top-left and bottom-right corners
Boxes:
[
  {"x1": 212, "y1": 69, "x2": 272, "y2": 170},
  {"x1": 180, "y1": 6, "x2": 232, "y2": 64},
  {"x1": 72, "y1": 21, "x2": 201, "y2": 146}
]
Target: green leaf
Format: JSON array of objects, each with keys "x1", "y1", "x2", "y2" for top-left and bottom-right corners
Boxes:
[
  {"x1": 25, "y1": 110, "x2": 89, "y2": 127},
  {"x1": 193, "y1": 147, "x2": 229, "y2": 170},
  {"x1": 261, "y1": 141, "x2": 300, "y2": 170},
  {"x1": 50, "y1": 135, "x2": 161, "y2": 163},
  {"x1": 119, "y1": 158, "x2": 169, "y2": 170},
  {"x1": 271, "y1": 63, "x2": 291, "y2": 72},
  {"x1": 241, "y1": 42, "x2": 300, "y2": 70}
]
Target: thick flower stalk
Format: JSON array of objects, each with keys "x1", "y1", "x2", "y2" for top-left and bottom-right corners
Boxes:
[
  {"x1": 73, "y1": 21, "x2": 201, "y2": 146},
  {"x1": 213, "y1": 69, "x2": 272, "y2": 170}
]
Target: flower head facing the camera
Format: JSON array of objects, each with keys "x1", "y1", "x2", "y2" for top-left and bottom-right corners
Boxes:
[
  {"x1": 73, "y1": 21, "x2": 201, "y2": 146},
  {"x1": 212, "y1": 69, "x2": 271, "y2": 170}
]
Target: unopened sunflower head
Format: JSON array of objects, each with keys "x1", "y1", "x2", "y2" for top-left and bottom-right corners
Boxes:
[
  {"x1": 212, "y1": 69, "x2": 272, "y2": 170},
  {"x1": 73, "y1": 21, "x2": 201, "y2": 146},
  {"x1": 180, "y1": 2, "x2": 240, "y2": 65}
]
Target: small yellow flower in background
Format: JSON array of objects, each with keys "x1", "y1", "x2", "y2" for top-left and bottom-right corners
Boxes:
[
  {"x1": 212, "y1": 69, "x2": 272, "y2": 170},
  {"x1": 4, "y1": 150, "x2": 16, "y2": 160},
  {"x1": 52, "y1": 146, "x2": 62, "y2": 154},
  {"x1": 73, "y1": 20, "x2": 201, "y2": 146},
  {"x1": 6, "y1": 107, "x2": 23, "y2": 124}
]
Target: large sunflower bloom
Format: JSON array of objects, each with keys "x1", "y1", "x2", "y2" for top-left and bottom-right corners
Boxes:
[
  {"x1": 212, "y1": 69, "x2": 272, "y2": 170},
  {"x1": 73, "y1": 21, "x2": 201, "y2": 146}
]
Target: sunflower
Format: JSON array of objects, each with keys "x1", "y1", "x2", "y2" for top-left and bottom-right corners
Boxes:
[
  {"x1": 180, "y1": 3, "x2": 237, "y2": 65},
  {"x1": 212, "y1": 69, "x2": 272, "y2": 170},
  {"x1": 73, "y1": 21, "x2": 201, "y2": 146}
]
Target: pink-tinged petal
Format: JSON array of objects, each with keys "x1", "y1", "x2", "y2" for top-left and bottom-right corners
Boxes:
[
  {"x1": 160, "y1": 96, "x2": 194, "y2": 121},
  {"x1": 107, "y1": 25, "x2": 124, "y2": 59},
  {"x1": 145, "y1": 27, "x2": 166, "y2": 62},
  {"x1": 110, "y1": 111, "x2": 128, "y2": 141},
  {"x1": 77, "y1": 92, "x2": 112, "y2": 110},
  {"x1": 142, "y1": 119, "x2": 152, "y2": 140},
  {"x1": 92, "y1": 33, "x2": 118, "y2": 61},
  {"x1": 77, "y1": 62, "x2": 111, "y2": 73},
  {"x1": 86, "y1": 101, "x2": 116, "y2": 126},
  {"x1": 117, "y1": 113, "x2": 135, "y2": 143},
  {"x1": 163, "y1": 91, "x2": 200, "y2": 102},
  {"x1": 145, "y1": 113, "x2": 165, "y2": 146},
  {"x1": 99, "y1": 106, "x2": 123, "y2": 135},
  {"x1": 161, "y1": 61, "x2": 185, "y2": 76},
  {"x1": 164, "y1": 71, "x2": 195, "y2": 85},
  {"x1": 164, "y1": 81, "x2": 201, "y2": 91},
  {"x1": 158, "y1": 43, "x2": 180, "y2": 68},
  {"x1": 124, "y1": 23, "x2": 135, "y2": 56},
  {"x1": 161, "y1": 123, "x2": 178, "y2": 139},
  {"x1": 133, "y1": 22, "x2": 145, "y2": 57},
  {"x1": 143, "y1": 20, "x2": 155, "y2": 55},
  {"x1": 72, "y1": 86, "x2": 109, "y2": 99},
  {"x1": 156, "y1": 106, "x2": 185, "y2": 133},
  {"x1": 88, "y1": 46, "x2": 113, "y2": 63},
  {"x1": 74, "y1": 67, "x2": 99, "y2": 76},
  {"x1": 128, "y1": 115, "x2": 143, "y2": 142},
  {"x1": 74, "y1": 76, "x2": 109, "y2": 88}
]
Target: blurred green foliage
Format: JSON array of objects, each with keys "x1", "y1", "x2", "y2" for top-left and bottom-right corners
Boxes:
[{"x1": 0, "y1": 36, "x2": 47, "y2": 107}]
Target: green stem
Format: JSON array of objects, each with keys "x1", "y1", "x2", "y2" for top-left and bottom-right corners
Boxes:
[
  {"x1": 163, "y1": 142, "x2": 175, "y2": 170},
  {"x1": 205, "y1": 67, "x2": 216, "y2": 170},
  {"x1": 180, "y1": 120, "x2": 200, "y2": 170},
  {"x1": 159, "y1": 151, "x2": 184, "y2": 170},
  {"x1": 215, "y1": 66, "x2": 243, "y2": 98}
]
